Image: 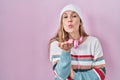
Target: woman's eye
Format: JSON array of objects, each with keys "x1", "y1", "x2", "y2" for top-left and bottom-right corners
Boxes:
[
  {"x1": 72, "y1": 15, "x2": 77, "y2": 18},
  {"x1": 63, "y1": 16, "x2": 68, "y2": 18}
]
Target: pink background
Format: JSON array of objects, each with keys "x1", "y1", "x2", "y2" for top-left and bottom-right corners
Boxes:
[{"x1": 0, "y1": 0, "x2": 120, "y2": 80}]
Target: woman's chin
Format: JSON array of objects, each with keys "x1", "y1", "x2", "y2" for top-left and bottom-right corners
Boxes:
[{"x1": 66, "y1": 30, "x2": 73, "y2": 33}]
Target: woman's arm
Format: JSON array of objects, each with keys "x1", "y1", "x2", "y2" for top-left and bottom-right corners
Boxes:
[
  {"x1": 50, "y1": 41, "x2": 73, "y2": 80},
  {"x1": 53, "y1": 51, "x2": 71, "y2": 80}
]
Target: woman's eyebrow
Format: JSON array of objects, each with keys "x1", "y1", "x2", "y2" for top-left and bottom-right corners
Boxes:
[
  {"x1": 62, "y1": 11, "x2": 77, "y2": 16},
  {"x1": 72, "y1": 12, "x2": 77, "y2": 14},
  {"x1": 62, "y1": 13, "x2": 67, "y2": 16}
]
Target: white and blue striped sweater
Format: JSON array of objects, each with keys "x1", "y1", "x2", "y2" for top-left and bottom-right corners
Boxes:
[{"x1": 50, "y1": 36, "x2": 106, "y2": 80}]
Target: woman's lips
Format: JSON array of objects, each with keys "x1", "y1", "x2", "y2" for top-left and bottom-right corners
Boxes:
[{"x1": 68, "y1": 24, "x2": 73, "y2": 28}]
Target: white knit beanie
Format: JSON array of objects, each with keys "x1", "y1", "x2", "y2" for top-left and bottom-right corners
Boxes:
[{"x1": 60, "y1": 4, "x2": 84, "y2": 24}]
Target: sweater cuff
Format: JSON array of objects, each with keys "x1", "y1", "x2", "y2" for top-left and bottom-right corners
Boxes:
[
  {"x1": 61, "y1": 50, "x2": 70, "y2": 55},
  {"x1": 60, "y1": 50, "x2": 71, "y2": 62},
  {"x1": 74, "y1": 72, "x2": 80, "y2": 80}
]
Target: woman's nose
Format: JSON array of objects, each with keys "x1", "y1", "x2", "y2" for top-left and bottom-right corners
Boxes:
[{"x1": 68, "y1": 17, "x2": 72, "y2": 22}]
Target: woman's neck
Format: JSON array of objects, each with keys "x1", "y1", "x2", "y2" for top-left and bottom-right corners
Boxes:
[{"x1": 69, "y1": 32, "x2": 80, "y2": 40}]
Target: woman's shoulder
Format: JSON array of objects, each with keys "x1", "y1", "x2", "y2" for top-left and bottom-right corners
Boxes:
[
  {"x1": 50, "y1": 40, "x2": 59, "y2": 46},
  {"x1": 87, "y1": 35, "x2": 99, "y2": 41},
  {"x1": 87, "y1": 36, "x2": 102, "y2": 45},
  {"x1": 86, "y1": 36, "x2": 101, "y2": 44}
]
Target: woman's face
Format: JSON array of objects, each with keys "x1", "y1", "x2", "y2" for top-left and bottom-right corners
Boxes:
[{"x1": 62, "y1": 11, "x2": 81, "y2": 33}]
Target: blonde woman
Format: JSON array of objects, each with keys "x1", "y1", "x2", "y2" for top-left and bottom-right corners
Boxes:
[{"x1": 49, "y1": 4, "x2": 106, "y2": 80}]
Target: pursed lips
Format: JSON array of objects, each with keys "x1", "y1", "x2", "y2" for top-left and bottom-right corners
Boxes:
[{"x1": 68, "y1": 24, "x2": 73, "y2": 29}]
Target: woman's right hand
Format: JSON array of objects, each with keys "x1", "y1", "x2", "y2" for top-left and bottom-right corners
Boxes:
[
  {"x1": 58, "y1": 40, "x2": 73, "y2": 52},
  {"x1": 70, "y1": 67, "x2": 74, "y2": 79}
]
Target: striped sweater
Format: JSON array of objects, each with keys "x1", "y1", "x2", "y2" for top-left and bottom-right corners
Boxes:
[{"x1": 50, "y1": 36, "x2": 106, "y2": 80}]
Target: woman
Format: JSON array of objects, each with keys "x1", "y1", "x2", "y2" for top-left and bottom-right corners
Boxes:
[{"x1": 49, "y1": 4, "x2": 106, "y2": 80}]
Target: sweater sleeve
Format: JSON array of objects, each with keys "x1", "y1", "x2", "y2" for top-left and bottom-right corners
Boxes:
[
  {"x1": 93, "y1": 38, "x2": 106, "y2": 79},
  {"x1": 50, "y1": 41, "x2": 71, "y2": 80},
  {"x1": 93, "y1": 38, "x2": 106, "y2": 67}
]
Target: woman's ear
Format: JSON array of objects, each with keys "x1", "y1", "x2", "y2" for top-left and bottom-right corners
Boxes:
[{"x1": 80, "y1": 19, "x2": 82, "y2": 23}]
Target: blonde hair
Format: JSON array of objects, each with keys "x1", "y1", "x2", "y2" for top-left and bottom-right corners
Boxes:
[{"x1": 49, "y1": 17, "x2": 88, "y2": 44}]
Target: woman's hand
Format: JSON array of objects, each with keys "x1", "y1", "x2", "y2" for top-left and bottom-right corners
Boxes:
[
  {"x1": 58, "y1": 40, "x2": 73, "y2": 52},
  {"x1": 70, "y1": 67, "x2": 74, "y2": 79}
]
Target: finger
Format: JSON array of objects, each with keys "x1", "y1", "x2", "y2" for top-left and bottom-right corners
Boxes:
[
  {"x1": 70, "y1": 43, "x2": 74, "y2": 47},
  {"x1": 67, "y1": 42, "x2": 71, "y2": 48},
  {"x1": 58, "y1": 42, "x2": 61, "y2": 47},
  {"x1": 62, "y1": 41, "x2": 67, "y2": 47},
  {"x1": 64, "y1": 41, "x2": 67, "y2": 44},
  {"x1": 63, "y1": 44, "x2": 68, "y2": 48},
  {"x1": 59, "y1": 42, "x2": 64, "y2": 49},
  {"x1": 61, "y1": 42, "x2": 65, "y2": 49},
  {"x1": 66, "y1": 42, "x2": 73, "y2": 48},
  {"x1": 68, "y1": 39, "x2": 74, "y2": 43}
]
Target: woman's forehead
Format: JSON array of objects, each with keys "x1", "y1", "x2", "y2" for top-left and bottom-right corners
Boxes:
[{"x1": 63, "y1": 10, "x2": 77, "y2": 15}]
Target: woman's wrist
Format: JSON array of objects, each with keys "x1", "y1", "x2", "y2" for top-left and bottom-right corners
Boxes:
[
  {"x1": 70, "y1": 67, "x2": 74, "y2": 79},
  {"x1": 63, "y1": 49, "x2": 71, "y2": 52},
  {"x1": 62, "y1": 50, "x2": 71, "y2": 53}
]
